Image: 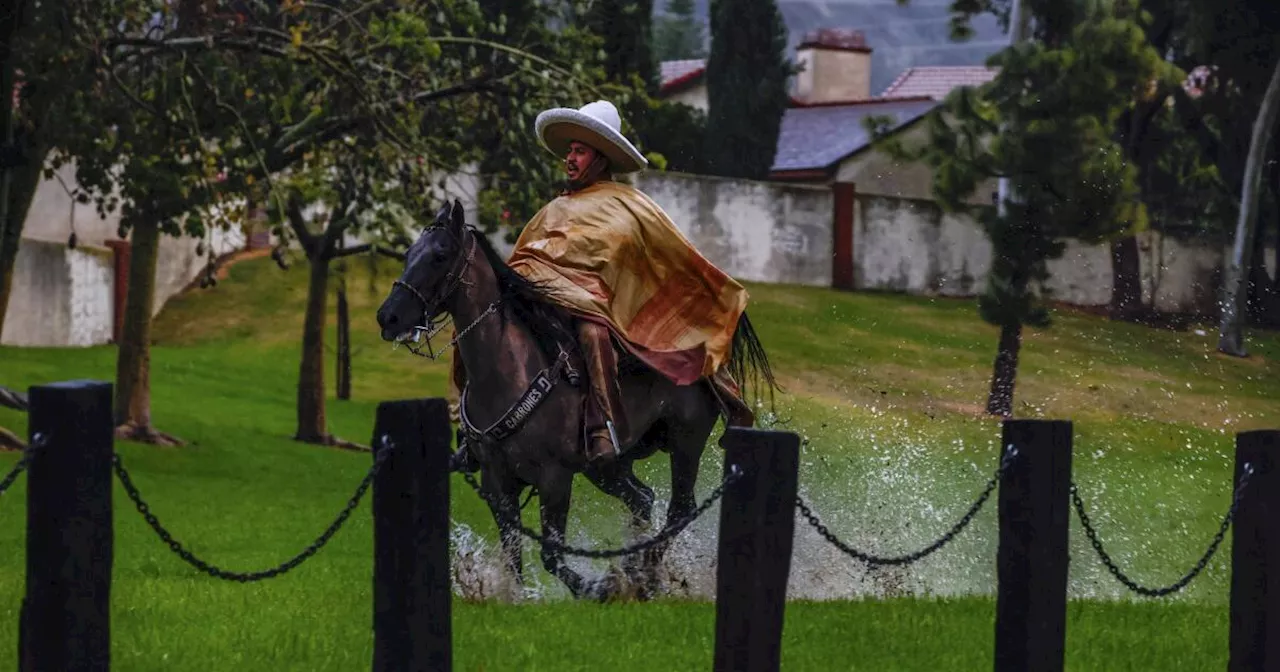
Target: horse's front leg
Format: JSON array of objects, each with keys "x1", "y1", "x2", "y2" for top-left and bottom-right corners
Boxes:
[
  {"x1": 536, "y1": 468, "x2": 597, "y2": 600},
  {"x1": 481, "y1": 470, "x2": 525, "y2": 584}
]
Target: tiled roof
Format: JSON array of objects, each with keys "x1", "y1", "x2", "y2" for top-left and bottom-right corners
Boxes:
[
  {"x1": 770, "y1": 98, "x2": 938, "y2": 173},
  {"x1": 879, "y1": 66, "x2": 999, "y2": 100},
  {"x1": 881, "y1": 63, "x2": 1213, "y2": 100},
  {"x1": 660, "y1": 59, "x2": 706, "y2": 92}
]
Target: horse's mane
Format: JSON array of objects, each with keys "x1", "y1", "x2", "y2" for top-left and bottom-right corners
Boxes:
[{"x1": 468, "y1": 226, "x2": 578, "y2": 361}]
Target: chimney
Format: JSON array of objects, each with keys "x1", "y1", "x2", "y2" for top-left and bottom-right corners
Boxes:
[{"x1": 793, "y1": 28, "x2": 873, "y2": 104}]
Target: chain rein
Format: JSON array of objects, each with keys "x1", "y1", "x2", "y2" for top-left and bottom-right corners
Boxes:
[
  {"x1": 1070, "y1": 462, "x2": 1254, "y2": 597},
  {"x1": 796, "y1": 444, "x2": 1019, "y2": 567},
  {"x1": 112, "y1": 436, "x2": 393, "y2": 583},
  {"x1": 459, "y1": 466, "x2": 742, "y2": 559}
]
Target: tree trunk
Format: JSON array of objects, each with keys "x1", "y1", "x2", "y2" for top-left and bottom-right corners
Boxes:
[
  {"x1": 1219, "y1": 56, "x2": 1280, "y2": 356},
  {"x1": 335, "y1": 280, "x2": 351, "y2": 401},
  {"x1": 296, "y1": 253, "x2": 330, "y2": 443},
  {"x1": 0, "y1": 143, "x2": 46, "y2": 337},
  {"x1": 1109, "y1": 236, "x2": 1143, "y2": 321},
  {"x1": 114, "y1": 218, "x2": 182, "y2": 445},
  {"x1": 986, "y1": 322, "x2": 1023, "y2": 417}
]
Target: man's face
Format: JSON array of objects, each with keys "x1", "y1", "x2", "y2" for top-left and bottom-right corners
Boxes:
[{"x1": 565, "y1": 141, "x2": 598, "y2": 181}]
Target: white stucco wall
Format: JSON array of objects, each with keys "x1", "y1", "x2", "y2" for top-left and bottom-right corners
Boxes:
[
  {"x1": 2, "y1": 240, "x2": 115, "y2": 347},
  {"x1": 852, "y1": 194, "x2": 1274, "y2": 314},
  {"x1": 665, "y1": 84, "x2": 708, "y2": 113},
  {"x1": 66, "y1": 247, "x2": 115, "y2": 346},
  {"x1": 634, "y1": 171, "x2": 833, "y2": 286}
]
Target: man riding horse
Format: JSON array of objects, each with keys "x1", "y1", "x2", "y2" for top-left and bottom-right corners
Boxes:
[{"x1": 449, "y1": 100, "x2": 755, "y2": 470}]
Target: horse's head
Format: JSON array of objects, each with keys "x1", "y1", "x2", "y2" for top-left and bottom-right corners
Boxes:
[{"x1": 375, "y1": 199, "x2": 471, "y2": 343}]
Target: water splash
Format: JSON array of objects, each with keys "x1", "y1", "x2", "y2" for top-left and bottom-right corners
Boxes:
[{"x1": 448, "y1": 402, "x2": 1238, "y2": 606}]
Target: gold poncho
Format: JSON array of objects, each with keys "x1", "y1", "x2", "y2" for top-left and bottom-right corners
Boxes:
[{"x1": 507, "y1": 180, "x2": 748, "y2": 385}]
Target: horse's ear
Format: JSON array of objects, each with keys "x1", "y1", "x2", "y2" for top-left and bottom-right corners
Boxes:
[
  {"x1": 431, "y1": 202, "x2": 450, "y2": 227},
  {"x1": 450, "y1": 199, "x2": 465, "y2": 231}
]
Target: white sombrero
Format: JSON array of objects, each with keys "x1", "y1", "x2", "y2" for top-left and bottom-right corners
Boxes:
[{"x1": 535, "y1": 100, "x2": 648, "y2": 174}]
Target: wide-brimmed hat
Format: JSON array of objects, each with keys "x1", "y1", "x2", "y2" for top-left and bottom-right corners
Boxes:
[{"x1": 535, "y1": 100, "x2": 648, "y2": 174}]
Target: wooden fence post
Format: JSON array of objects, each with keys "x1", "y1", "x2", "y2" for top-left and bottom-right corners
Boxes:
[
  {"x1": 713, "y1": 427, "x2": 801, "y2": 672},
  {"x1": 1229, "y1": 429, "x2": 1280, "y2": 672},
  {"x1": 993, "y1": 419, "x2": 1072, "y2": 672},
  {"x1": 372, "y1": 397, "x2": 452, "y2": 672},
  {"x1": 20, "y1": 380, "x2": 114, "y2": 672}
]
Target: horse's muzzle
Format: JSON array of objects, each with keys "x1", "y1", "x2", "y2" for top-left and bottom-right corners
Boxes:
[{"x1": 375, "y1": 300, "x2": 408, "y2": 342}]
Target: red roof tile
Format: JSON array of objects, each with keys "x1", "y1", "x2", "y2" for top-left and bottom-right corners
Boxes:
[{"x1": 879, "y1": 66, "x2": 999, "y2": 100}]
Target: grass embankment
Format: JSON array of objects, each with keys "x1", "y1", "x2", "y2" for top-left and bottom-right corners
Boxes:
[{"x1": 1, "y1": 254, "x2": 1276, "y2": 670}]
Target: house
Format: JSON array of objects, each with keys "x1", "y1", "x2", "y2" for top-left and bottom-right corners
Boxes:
[
  {"x1": 656, "y1": 29, "x2": 1001, "y2": 291},
  {"x1": 659, "y1": 59, "x2": 709, "y2": 112},
  {"x1": 657, "y1": 29, "x2": 999, "y2": 188},
  {"x1": 2, "y1": 162, "x2": 249, "y2": 347}
]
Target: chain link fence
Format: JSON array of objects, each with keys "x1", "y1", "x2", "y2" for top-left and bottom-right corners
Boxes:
[
  {"x1": 112, "y1": 440, "x2": 391, "y2": 582},
  {"x1": 458, "y1": 466, "x2": 742, "y2": 560},
  {"x1": 1070, "y1": 462, "x2": 1254, "y2": 597},
  {"x1": 794, "y1": 444, "x2": 1019, "y2": 568}
]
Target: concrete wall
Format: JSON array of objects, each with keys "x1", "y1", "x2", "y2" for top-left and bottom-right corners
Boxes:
[
  {"x1": 853, "y1": 194, "x2": 1275, "y2": 314},
  {"x1": 634, "y1": 171, "x2": 833, "y2": 286},
  {"x1": 2, "y1": 239, "x2": 114, "y2": 347},
  {"x1": 628, "y1": 170, "x2": 1272, "y2": 317}
]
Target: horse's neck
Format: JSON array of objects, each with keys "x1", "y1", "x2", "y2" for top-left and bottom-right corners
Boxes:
[{"x1": 448, "y1": 242, "x2": 546, "y2": 407}]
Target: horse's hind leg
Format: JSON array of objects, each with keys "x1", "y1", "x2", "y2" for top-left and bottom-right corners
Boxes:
[{"x1": 642, "y1": 405, "x2": 715, "y2": 591}]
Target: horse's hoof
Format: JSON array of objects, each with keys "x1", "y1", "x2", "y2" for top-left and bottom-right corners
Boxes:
[{"x1": 580, "y1": 572, "x2": 623, "y2": 603}]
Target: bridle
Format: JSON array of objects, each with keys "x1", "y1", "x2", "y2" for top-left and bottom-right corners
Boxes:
[{"x1": 391, "y1": 224, "x2": 500, "y2": 360}]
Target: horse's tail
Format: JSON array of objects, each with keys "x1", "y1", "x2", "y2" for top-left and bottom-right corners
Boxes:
[{"x1": 728, "y1": 311, "x2": 781, "y2": 411}]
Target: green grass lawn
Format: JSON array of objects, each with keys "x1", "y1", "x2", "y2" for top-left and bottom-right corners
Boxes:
[{"x1": 2, "y1": 254, "x2": 1277, "y2": 670}]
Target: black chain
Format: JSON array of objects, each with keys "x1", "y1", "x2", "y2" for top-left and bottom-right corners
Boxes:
[
  {"x1": 0, "y1": 433, "x2": 46, "y2": 498},
  {"x1": 0, "y1": 455, "x2": 28, "y2": 497},
  {"x1": 1070, "y1": 462, "x2": 1254, "y2": 598},
  {"x1": 459, "y1": 465, "x2": 741, "y2": 559},
  {"x1": 795, "y1": 445, "x2": 1019, "y2": 567},
  {"x1": 113, "y1": 441, "x2": 391, "y2": 582}
]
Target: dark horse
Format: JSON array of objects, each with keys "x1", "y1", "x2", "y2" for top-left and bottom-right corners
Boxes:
[{"x1": 375, "y1": 200, "x2": 777, "y2": 599}]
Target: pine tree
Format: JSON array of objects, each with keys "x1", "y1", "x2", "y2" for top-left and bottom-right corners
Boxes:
[
  {"x1": 870, "y1": 0, "x2": 1167, "y2": 416},
  {"x1": 703, "y1": 0, "x2": 791, "y2": 179},
  {"x1": 653, "y1": 0, "x2": 707, "y2": 61}
]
